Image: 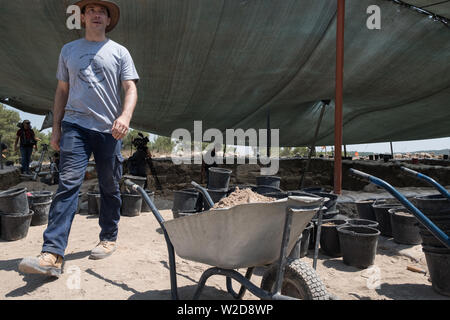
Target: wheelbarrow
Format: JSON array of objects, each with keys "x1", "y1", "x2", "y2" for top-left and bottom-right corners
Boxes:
[
  {"x1": 124, "y1": 179, "x2": 330, "y2": 300},
  {"x1": 349, "y1": 169, "x2": 450, "y2": 248}
]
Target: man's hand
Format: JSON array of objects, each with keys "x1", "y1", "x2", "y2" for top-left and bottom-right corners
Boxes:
[
  {"x1": 112, "y1": 114, "x2": 131, "y2": 140},
  {"x1": 51, "y1": 128, "x2": 61, "y2": 151}
]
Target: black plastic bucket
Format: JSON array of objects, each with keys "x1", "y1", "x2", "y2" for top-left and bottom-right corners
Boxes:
[
  {"x1": 347, "y1": 218, "x2": 379, "y2": 229},
  {"x1": 253, "y1": 185, "x2": 283, "y2": 195},
  {"x1": 76, "y1": 192, "x2": 83, "y2": 214},
  {"x1": 389, "y1": 208, "x2": 421, "y2": 245},
  {"x1": 121, "y1": 193, "x2": 142, "y2": 217},
  {"x1": 301, "y1": 187, "x2": 326, "y2": 193},
  {"x1": 173, "y1": 209, "x2": 198, "y2": 220},
  {"x1": 338, "y1": 226, "x2": 380, "y2": 269},
  {"x1": 288, "y1": 235, "x2": 303, "y2": 259},
  {"x1": 319, "y1": 219, "x2": 348, "y2": 257},
  {"x1": 0, "y1": 211, "x2": 33, "y2": 241},
  {"x1": 419, "y1": 228, "x2": 450, "y2": 248},
  {"x1": 309, "y1": 214, "x2": 341, "y2": 250},
  {"x1": 414, "y1": 194, "x2": 450, "y2": 218},
  {"x1": 0, "y1": 188, "x2": 29, "y2": 215},
  {"x1": 183, "y1": 188, "x2": 204, "y2": 212},
  {"x1": 355, "y1": 200, "x2": 377, "y2": 221},
  {"x1": 30, "y1": 200, "x2": 52, "y2": 226},
  {"x1": 141, "y1": 190, "x2": 155, "y2": 212},
  {"x1": 207, "y1": 167, "x2": 232, "y2": 190},
  {"x1": 300, "y1": 222, "x2": 313, "y2": 257},
  {"x1": 203, "y1": 188, "x2": 229, "y2": 210},
  {"x1": 288, "y1": 191, "x2": 320, "y2": 198},
  {"x1": 312, "y1": 209, "x2": 340, "y2": 221},
  {"x1": 309, "y1": 192, "x2": 338, "y2": 211},
  {"x1": 256, "y1": 176, "x2": 281, "y2": 188},
  {"x1": 228, "y1": 185, "x2": 255, "y2": 195},
  {"x1": 372, "y1": 204, "x2": 403, "y2": 237},
  {"x1": 264, "y1": 192, "x2": 289, "y2": 199},
  {"x1": 87, "y1": 192, "x2": 100, "y2": 215},
  {"x1": 123, "y1": 175, "x2": 147, "y2": 194},
  {"x1": 27, "y1": 191, "x2": 53, "y2": 207},
  {"x1": 173, "y1": 189, "x2": 201, "y2": 213},
  {"x1": 423, "y1": 249, "x2": 450, "y2": 297},
  {"x1": 422, "y1": 245, "x2": 450, "y2": 254}
]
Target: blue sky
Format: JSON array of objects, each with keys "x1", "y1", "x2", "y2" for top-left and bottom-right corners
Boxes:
[{"x1": 4, "y1": 105, "x2": 449, "y2": 154}]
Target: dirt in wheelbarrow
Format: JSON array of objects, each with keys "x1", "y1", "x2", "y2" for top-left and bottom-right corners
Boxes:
[
  {"x1": 212, "y1": 187, "x2": 276, "y2": 209},
  {"x1": 0, "y1": 192, "x2": 449, "y2": 300}
]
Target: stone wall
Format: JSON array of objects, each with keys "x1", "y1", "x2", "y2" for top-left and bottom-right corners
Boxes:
[{"x1": 134, "y1": 157, "x2": 450, "y2": 191}]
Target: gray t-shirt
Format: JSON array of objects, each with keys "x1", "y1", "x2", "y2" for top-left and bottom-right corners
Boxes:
[{"x1": 56, "y1": 38, "x2": 139, "y2": 133}]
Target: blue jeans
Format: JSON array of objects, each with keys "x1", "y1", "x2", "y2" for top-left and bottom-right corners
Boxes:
[
  {"x1": 20, "y1": 146, "x2": 33, "y2": 174},
  {"x1": 42, "y1": 121, "x2": 123, "y2": 258}
]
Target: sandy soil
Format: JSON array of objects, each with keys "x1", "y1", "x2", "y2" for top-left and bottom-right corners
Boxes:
[{"x1": 0, "y1": 179, "x2": 449, "y2": 300}]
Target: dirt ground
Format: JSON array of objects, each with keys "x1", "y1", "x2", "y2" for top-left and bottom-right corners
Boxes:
[{"x1": 0, "y1": 181, "x2": 449, "y2": 300}]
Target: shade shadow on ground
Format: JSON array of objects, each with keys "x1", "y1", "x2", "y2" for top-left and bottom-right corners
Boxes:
[
  {"x1": 375, "y1": 283, "x2": 449, "y2": 300},
  {"x1": 128, "y1": 284, "x2": 233, "y2": 300},
  {"x1": 85, "y1": 267, "x2": 231, "y2": 300},
  {"x1": 2, "y1": 250, "x2": 91, "y2": 298}
]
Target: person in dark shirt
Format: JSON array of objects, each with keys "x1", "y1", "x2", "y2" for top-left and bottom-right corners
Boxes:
[{"x1": 14, "y1": 120, "x2": 37, "y2": 174}]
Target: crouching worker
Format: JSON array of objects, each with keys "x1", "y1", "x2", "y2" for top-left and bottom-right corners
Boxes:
[{"x1": 19, "y1": 0, "x2": 139, "y2": 277}]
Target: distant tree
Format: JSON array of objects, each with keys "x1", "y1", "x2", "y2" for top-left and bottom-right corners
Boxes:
[
  {"x1": 0, "y1": 104, "x2": 21, "y2": 164},
  {"x1": 150, "y1": 135, "x2": 175, "y2": 155}
]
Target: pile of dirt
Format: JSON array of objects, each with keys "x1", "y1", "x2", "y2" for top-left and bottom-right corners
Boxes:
[{"x1": 212, "y1": 187, "x2": 276, "y2": 209}]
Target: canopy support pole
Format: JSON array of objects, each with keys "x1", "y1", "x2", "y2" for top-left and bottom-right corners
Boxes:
[
  {"x1": 334, "y1": 0, "x2": 345, "y2": 195},
  {"x1": 299, "y1": 100, "x2": 329, "y2": 189},
  {"x1": 267, "y1": 107, "x2": 271, "y2": 159}
]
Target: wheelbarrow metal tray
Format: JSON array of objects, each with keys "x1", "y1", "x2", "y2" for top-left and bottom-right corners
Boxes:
[{"x1": 164, "y1": 196, "x2": 321, "y2": 269}]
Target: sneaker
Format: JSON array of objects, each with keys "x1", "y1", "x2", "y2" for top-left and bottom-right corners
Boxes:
[
  {"x1": 89, "y1": 241, "x2": 117, "y2": 260},
  {"x1": 18, "y1": 252, "x2": 63, "y2": 278}
]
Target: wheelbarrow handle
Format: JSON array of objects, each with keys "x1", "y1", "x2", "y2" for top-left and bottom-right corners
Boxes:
[
  {"x1": 400, "y1": 166, "x2": 419, "y2": 176},
  {"x1": 347, "y1": 169, "x2": 450, "y2": 249},
  {"x1": 400, "y1": 166, "x2": 450, "y2": 200},
  {"x1": 348, "y1": 168, "x2": 371, "y2": 182},
  {"x1": 123, "y1": 179, "x2": 179, "y2": 300},
  {"x1": 191, "y1": 181, "x2": 215, "y2": 209},
  {"x1": 123, "y1": 179, "x2": 165, "y2": 226}
]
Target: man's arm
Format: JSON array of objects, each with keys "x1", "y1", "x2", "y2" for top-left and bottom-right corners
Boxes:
[
  {"x1": 111, "y1": 80, "x2": 138, "y2": 141},
  {"x1": 51, "y1": 80, "x2": 70, "y2": 151}
]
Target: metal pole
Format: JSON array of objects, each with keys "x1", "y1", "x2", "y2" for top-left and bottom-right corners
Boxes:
[
  {"x1": 267, "y1": 107, "x2": 271, "y2": 159},
  {"x1": 344, "y1": 145, "x2": 347, "y2": 158},
  {"x1": 334, "y1": 0, "x2": 345, "y2": 195},
  {"x1": 0, "y1": 134, "x2": 4, "y2": 170},
  {"x1": 299, "y1": 101, "x2": 328, "y2": 189},
  {"x1": 390, "y1": 142, "x2": 394, "y2": 157}
]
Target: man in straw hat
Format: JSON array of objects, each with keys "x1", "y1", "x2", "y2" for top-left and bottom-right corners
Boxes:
[{"x1": 19, "y1": 0, "x2": 139, "y2": 277}]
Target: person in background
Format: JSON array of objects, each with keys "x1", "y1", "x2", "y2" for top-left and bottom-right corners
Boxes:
[{"x1": 14, "y1": 120, "x2": 38, "y2": 174}]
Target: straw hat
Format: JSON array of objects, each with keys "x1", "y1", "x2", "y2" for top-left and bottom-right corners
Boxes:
[{"x1": 74, "y1": 0, "x2": 120, "y2": 33}]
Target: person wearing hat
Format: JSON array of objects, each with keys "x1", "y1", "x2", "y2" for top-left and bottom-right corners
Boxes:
[
  {"x1": 19, "y1": 0, "x2": 139, "y2": 277},
  {"x1": 14, "y1": 120, "x2": 38, "y2": 175}
]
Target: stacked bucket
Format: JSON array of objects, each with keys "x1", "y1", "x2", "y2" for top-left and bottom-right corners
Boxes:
[
  {"x1": 414, "y1": 195, "x2": 450, "y2": 297},
  {"x1": 28, "y1": 191, "x2": 53, "y2": 227},
  {"x1": 171, "y1": 167, "x2": 232, "y2": 219},
  {"x1": 0, "y1": 188, "x2": 52, "y2": 241},
  {"x1": 0, "y1": 188, "x2": 34, "y2": 241},
  {"x1": 120, "y1": 175, "x2": 148, "y2": 217}
]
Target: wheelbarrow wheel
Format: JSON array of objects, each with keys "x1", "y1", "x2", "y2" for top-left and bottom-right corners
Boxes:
[{"x1": 260, "y1": 258, "x2": 329, "y2": 300}]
